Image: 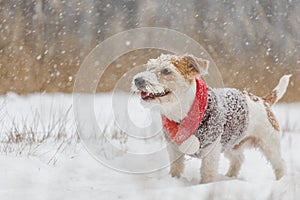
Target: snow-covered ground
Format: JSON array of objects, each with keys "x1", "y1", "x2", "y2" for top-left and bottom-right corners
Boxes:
[{"x1": 0, "y1": 93, "x2": 300, "y2": 200}]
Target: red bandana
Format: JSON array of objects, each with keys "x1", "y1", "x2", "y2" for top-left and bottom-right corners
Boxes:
[{"x1": 161, "y1": 77, "x2": 208, "y2": 145}]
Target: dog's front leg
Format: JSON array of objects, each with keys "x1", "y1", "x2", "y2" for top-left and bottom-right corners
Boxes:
[
  {"x1": 200, "y1": 141, "x2": 221, "y2": 184},
  {"x1": 167, "y1": 144, "x2": 185, "y2": 178}
]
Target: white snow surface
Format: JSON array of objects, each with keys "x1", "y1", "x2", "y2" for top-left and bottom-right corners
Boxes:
[{"x1": 0, "y1": 93, "x2": 300, "y2": 200}]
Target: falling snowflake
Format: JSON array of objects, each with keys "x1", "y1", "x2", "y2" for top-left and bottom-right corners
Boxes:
[
  {"x1": 36, "y1": 55, "x2": 42, "y2": 60},
  {"x1": 125, "y1": 41, "x2": 131, "y2": 46}
]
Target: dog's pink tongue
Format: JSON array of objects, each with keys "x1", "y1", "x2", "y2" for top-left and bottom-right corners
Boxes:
[{"x1": 141, "y1": 91, "x2": 154, "y2": 100}]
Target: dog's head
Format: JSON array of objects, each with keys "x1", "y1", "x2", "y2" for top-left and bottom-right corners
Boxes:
[{"x1": 132, "y1": 54, "x2": 209, "y2": 109}]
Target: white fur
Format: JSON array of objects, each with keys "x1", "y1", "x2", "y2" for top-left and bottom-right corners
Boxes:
[
  {"x1": 221, "y1": 75, "x2": 291, "y2": 180},
  {"x1": 272, "y1": 74, "x2": 292, "y2": 105},
  {"x1": 233, "y1": 94, "x2": 286, "y2": 179},
  {"x1": 160, "y1": 79, "x2": 196, "y2": 123},
  {"x1": 200, "y1": 137, "x2": 222, "y2": 183}
]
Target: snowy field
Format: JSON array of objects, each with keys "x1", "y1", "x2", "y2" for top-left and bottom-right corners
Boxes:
[{"x1": 0, "y1": 93, "x2": 300, "y2": 200}]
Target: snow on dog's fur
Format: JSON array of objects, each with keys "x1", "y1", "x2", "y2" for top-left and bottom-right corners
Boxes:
[{"x1": 132, "y1": 54, "x2": 291, "y2": 183}]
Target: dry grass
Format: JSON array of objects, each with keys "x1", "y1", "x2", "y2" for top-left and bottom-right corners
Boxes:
[
  {"x1": 0, "y1": 102, "x2": 131, "y2": 164},
  {"x1": 97, "y1": 124, "x2": 129, "y2": 159},
  {"x1": 0, "y1": 105, "x2": 80, "y2": 165}
]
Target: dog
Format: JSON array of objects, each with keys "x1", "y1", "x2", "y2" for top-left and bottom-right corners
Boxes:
[{"x1": 131, "y1": 54, "x2": 291, "y2": 183}]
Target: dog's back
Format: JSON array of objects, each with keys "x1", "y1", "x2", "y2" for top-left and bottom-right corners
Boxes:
[
  {"x1": 193, "y1": 88, "x2": 249, "y2": 153},
  {"x1": 215, "y1": 88, "x2": 250, "y2": 150}
]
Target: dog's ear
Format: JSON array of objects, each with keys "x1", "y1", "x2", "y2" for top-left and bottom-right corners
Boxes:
[{"x1": 184, "y1": 55, "x2": 209, "y2": 76}]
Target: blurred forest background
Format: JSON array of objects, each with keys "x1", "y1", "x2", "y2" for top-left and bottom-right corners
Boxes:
[{"x1": 0, "y1": 0, "x2": 299, "y2": 101}]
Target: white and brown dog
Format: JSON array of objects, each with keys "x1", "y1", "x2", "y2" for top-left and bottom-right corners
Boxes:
[{"x1": 131, "y1": 54, "x2": 291, "y2": 183}]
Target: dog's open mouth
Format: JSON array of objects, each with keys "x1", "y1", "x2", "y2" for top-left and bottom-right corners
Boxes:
[{"x1": 140, "y1": 90, "x2": 170, "y2": 100}]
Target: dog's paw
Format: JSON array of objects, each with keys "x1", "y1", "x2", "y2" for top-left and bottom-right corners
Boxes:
[
  {"x1": 170, "y1": 168, "x2": 182, "y2": 178},
  {"x1": 169, "y1": 162, "x2": 184, "y2": 178},
  {"x1": 225, "y1": 171, "x2": 238, "y2": 178},
  {"x1": 274, "y1": 167, "x2": 286, "y2": 180},
  {"x1": 170, "y1": 171, "x2": 181, "y2": 178},
  {"x1": 199, "y1": 178, "x2": 212, "y2": 184},
  {"x1": 199, "y1": 175, "x2": 215, "y2": 184}
]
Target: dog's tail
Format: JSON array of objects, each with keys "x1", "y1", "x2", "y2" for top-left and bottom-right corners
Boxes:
[{"x1": 263, "y1": 74, "x2": 292, "y2": 106}]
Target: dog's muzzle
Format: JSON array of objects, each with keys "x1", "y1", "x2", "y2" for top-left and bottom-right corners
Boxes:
[{"x1": 133, "y1": 73, "x2": 170, "y2": 100}]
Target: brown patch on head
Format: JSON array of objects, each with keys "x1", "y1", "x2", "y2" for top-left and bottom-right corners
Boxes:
[
  {"x1": 263, "y1": 90, "x2": 277, "y2": 106},
  {"x1": 264, "y1": 102, "x2": 280, "y2": 132},
  {"x1": 170, "y1": 55, "x2": 210, "y2": 82},
  {"x1": 171, "y1": 56, "x2": 199, "y2": 82}
]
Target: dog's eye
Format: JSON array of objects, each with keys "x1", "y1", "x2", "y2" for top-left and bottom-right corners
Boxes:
[{"x1": 161, "y1": 68, "x2": 171, "y2": 75}]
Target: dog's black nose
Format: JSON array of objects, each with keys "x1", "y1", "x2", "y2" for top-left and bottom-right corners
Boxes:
[{"x1": 134, "y1": 77, "x2": 146, "y2": 89}]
